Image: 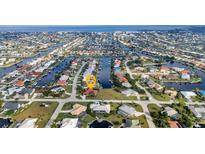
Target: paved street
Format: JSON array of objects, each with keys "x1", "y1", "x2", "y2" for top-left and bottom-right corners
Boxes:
[
  {"x1": 70, "y1": 62, "x2": 86, "y2": 99},
  {"x1": 2, "y1": 60, "x2": 204, "y2": 128}
]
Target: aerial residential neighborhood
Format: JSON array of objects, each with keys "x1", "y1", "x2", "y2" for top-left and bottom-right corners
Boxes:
[{"x1": 1, "y1": 26, "x2": 205, "y2": 128}]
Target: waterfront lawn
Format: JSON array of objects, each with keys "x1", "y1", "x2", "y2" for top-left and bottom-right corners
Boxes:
[
  {"x1": 92, "y1": 89, "x2": 137, "y2": 100},
  {"x1": 79, "y1": 114, "x2": 95, "y2": 128},
  {"x1": 191, "y1": 95, "x2": 205, "y2": 102},
  {"x1": 147, "y1": 89, "x2": 170, "y2": 101},
  {"x1": 12, "y1": 102, "x2": 58, "y2": 128}
]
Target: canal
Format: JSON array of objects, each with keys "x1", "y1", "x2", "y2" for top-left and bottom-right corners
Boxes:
[
  {"x1": 0, "y1": 118, "x2": 12, "y2": 128},
  {"x1": 0, "y1": 43, "x2": 63, "y2": 78},
  {"x1": 98, "y1": 57, "x2": 112, "y2": 88},
  {"x1": 35, "y1": 56, "x2": 73, "y2": 87},
  {"x1": 137, "y1": 51, "x2": 205, "y2": 91}
]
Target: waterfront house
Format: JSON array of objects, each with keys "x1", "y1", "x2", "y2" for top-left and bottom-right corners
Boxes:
[
  {"x1": 159, "y1": 66, "x2": 170, "y2": 74},
  {"x1": 122, "y1": 82, "x2": 132, "y2": 88},
  {"x1": 51, "y1": 86, "x2": 65, "y2": 93},
  {"x1": 115, "y1": 72, "x2": 128, "y2": 83},
  {"x1": 181, "y1": 74, "x2": 190, "y2": 80},
  {"x1": 181, "y1": 91, "x2": 197, "y2": 102},
  {"x1": 146, "y1": 79, "x2": 163, "y2": 92},
  {"x1": 164, "y1": 89, "x2": 178, "y2": 99},
  {"x1": 188, "y1": 106, "x2": 205, "y2": 119},
  {"x1": 188, "y1": 106, "x2": 202, "y2": 118},
  {"x1": 166, "y1": 74, "x2": 179, "y2": 80},
  {"x1": 15, "y1": 80, "x2": 25, "y2": 87},
  {"x1": 57, "y1": 80, "x2": 67, "y2": 86}
]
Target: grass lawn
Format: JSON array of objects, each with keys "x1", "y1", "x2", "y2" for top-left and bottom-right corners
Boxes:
[
  {"x1": 62, "y1": 103, "x2": 74, "y2": 110},
  {"x1": 56, "y1": 102, "x2": 145, "y2": 128},
  {"x1": 92, "y1": 89, "x2": 137, "y2": 100},
  {"x1": 134, "y1": 115, "x2": 149, "y2": 128},
  {"x1": 147, "y1": 104, "x2": 161, "y2": 113},
  {"x1": 79, "y1": 114, "x2": 95, "y2": 128},
  {"x1": 148, "y1": 89, "x2": 170, "y2": 101},
  {"x1": 105, "y1": 114, "x2": 124, "y2": 128},
  {"x1": 129, "y1": 103, "x2": 143, "y2": 112},
  {"x1": 12, "y1": 102, "x2": 58, "y2": 128},
  {"x1": 55, "y1": 113, "x2": 77, "y2": 122},
  {"x1": 66, "y1": 84, "x2": 72, "y2": 93}
]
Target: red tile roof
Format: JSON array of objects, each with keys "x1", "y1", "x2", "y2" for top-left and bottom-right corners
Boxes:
[
  {"x1": 57, "y1": 80, "x2": 67, "y2": 86},
  {"x1": 168, "y1": 121, "x2": 181, "y2": 128},
  {"x1": 16, "y1": 80, "x2": 24, "y2": 87}
]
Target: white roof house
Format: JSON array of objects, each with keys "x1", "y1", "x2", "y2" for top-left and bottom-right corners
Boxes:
[
  {"x1": 90, "y1": 102, "x2": 110, "y2": 114},
  {"x1": 60, "y1": 118, "x2": 79, "y2": 128},
  {"x1": 195, "y1": 107, "x2": 205, "y2": 119},
  {"x1": 122, "y1": 82, "x2": 132, "y2": 88},
  {"x1": 163, "y1": 107, "x2": 179, "y2": 119},
  {"x1": 59, "y1": 75, "x2": 69, "y2": 81},
  {"x1": 181, "y1": 91, "x2": 197, "y2": 102},
  {"x1": 118, "y1": 105, "x2": 136, "y2": 117},
  {"x1": 18, "y1": 118, "x2": 38, "y2": 128},
  {"x1": 51, "y1": 87, "x2": 65, "y2": 93},
  {"x1": 181, "y1": 74, "x2": 190, "y2": 80},
  {"x1": 121, "y1": 89, "x2": 138, "y2": 97},
  {"x1": 188, "y1": 106, "x2": 202, "y2": 118}
]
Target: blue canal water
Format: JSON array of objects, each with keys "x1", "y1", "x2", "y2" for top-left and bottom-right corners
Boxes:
[
  {"x1": 0, "y1": 25, "x2": 192, "y2": 32},
  {"x1": 36, "y1": 57, "x2": 73, "y2": 87},
  {"x1": 0, "y1": 118, "x2": 12, "y2": 128},
  {"x1": 137, "y1": 51, "x2": 205, "y2": 91},
  {"x1": 0, "y1": 43, "x2": 63, "y2": 78},
  {"x1": 98, "y1": 57, "x2": 112, "y2": 88},
  {"x1": 163, "y1": 62, "x2": 205, "y2": 91}
]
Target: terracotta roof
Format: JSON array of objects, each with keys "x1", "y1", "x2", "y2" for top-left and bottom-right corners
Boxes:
[
  {"x1": 57, "y1": 80, "x2": 67, "y2": 86},
  {"x1": 181, "y1": 70, "x2": 189, "y2": 74},
  {"x1": 168, "y1": 121, "x2": 181, "y2": 128},
  {"x1": 16, "y1": 80, "x2": 24, "y2": 87}
]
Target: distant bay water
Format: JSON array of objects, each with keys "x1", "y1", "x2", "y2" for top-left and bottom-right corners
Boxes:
[{"x1": 0, "y1": 25, "x2": 196, "y2": 32}]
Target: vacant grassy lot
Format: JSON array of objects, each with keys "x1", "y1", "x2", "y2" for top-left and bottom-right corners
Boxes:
[
  {"x1": 12, "y1": 102, "x2": 58, "y2": 128},
  {"x1": 92, "y1": 89, "x2": 137, "y2": 100}
]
